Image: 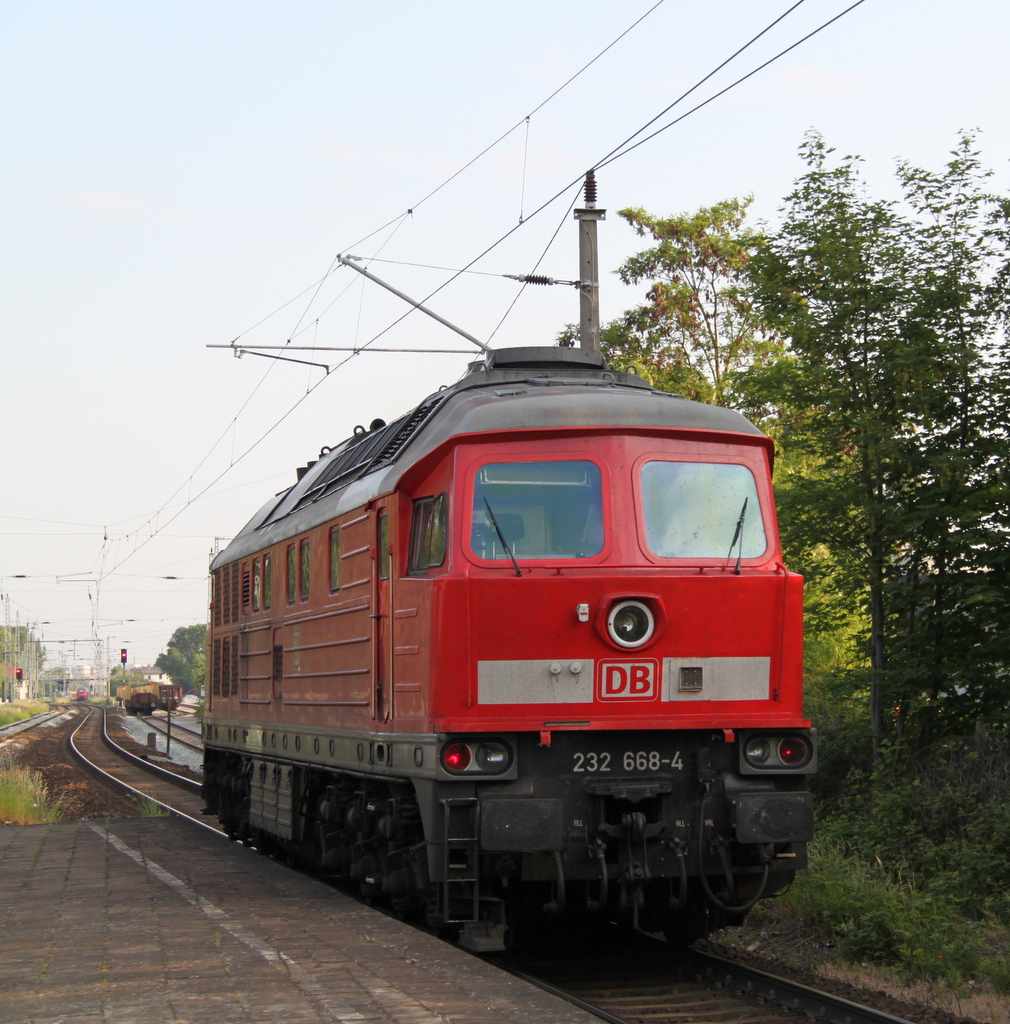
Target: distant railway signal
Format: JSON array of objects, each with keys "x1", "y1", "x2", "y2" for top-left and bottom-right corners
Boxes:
[{"x1": 120, "y1": 648, "x2": 127, "y2": 665}]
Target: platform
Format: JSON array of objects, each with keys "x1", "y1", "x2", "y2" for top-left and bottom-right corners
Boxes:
[{"x1": 0, "y1": 817, "x2": 597, "y2": 1024}]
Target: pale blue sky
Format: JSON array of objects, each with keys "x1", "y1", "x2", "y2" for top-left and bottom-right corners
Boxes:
[{"x1": 2, "y1": 0, "x2": 1007, "y2": 666}]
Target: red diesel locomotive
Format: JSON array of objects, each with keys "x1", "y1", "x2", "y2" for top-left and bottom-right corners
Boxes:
[{"x1": 202, "y1": 346, "x2": 815, "y2": 950}]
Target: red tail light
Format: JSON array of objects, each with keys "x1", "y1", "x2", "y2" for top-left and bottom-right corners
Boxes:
[
  {"x1": 442, "y1": 742, "x2": 472, "y2": 772},
  {"x1": 778, "y1": 737, "x2": 810, "y2": 766}
]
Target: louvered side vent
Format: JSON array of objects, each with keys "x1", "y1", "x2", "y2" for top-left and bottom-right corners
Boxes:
[
  {"x1": 222, "y1": 636, "x2": 231, "y2": 698},
  {"x1": 212, "y1": 571, "x2": 222, "y2": 628},
  {"x1": 219, "y1": 568, "x2": 230, "y2": 625},
  {"x1": 212, "y1": 639, "x2": 222, "y2": 697},
  {"x1": 230, "y1": 638, "x2": 239, "y2": 698},
  {"x1": 229, "y1": 564, "x2": 240, "y2": 624},
  {"x1": 241, "y1": 568, "x2": 251, "y2": 611}
]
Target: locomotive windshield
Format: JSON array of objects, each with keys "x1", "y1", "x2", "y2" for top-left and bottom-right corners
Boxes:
[
  {"x1": 471, "y1": 460, "x2": 604, "y2": 560},
  {"x1": 640, "y1": 461, "x2": 767, "y2": 559}
]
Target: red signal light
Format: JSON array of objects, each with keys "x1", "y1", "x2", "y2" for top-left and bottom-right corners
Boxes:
[
  {"x1": 120, "y1": 648, "x2": 127, "y2": 665},
  {"x1": 442, "y1": 742, "x2": 472, "y2": 772},
  {"x1": 15, "y1": 668, "x2": 23, "y2": 682},
  {"x1": 778, "y1": 737, "x2": 809, "y2": 766}
]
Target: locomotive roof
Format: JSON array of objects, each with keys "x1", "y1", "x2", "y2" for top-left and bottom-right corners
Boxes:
[{"x1": 212, "y1": 347, "x2": 766, "y2": 569}]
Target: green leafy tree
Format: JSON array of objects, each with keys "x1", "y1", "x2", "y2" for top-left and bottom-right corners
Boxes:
[
  {"x1": 564, "y1": 197, "x2": 783, "y2": 403},
  {"x1": 155, "y1": 624, "x2": 207, "y2": 694},
  {"x1": 744, "y1": 131, "x2": 1010, "y2": 754}
]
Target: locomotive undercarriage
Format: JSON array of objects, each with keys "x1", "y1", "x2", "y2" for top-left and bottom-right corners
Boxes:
[{"x1": 203, "y1": 729, "x2": 813, "y2": 951}]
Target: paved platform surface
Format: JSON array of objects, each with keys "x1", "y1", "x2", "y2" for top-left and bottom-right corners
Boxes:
[{"x1": 0, "y1": 817, "x2": 598, "y2": 1024}]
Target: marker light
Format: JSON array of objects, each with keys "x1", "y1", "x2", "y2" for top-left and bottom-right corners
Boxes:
[{"x1": 778, "y1": 737, "x2": 811, "y2": 766}]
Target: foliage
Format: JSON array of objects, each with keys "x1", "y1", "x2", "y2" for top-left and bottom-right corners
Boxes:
[
  {"x1": 743, "y1": 131, "x2": 1010, "y2": 752},
  {"x1": 0, "y1": 757, "x2": 63, "y2": 824},
  {"x1": 155, "y1": 624, "x2": 207, "y2": 694},
  {"x1": 559, "y1": 197, "x2": 783, "y2": 404},
  {"x1": 0, "y1": 701, "x2": 50, "y2": 728},
  {"x1": 784, "y1": 840, "x2": 982, "y2": 986},
  {"x1": 816, "y1": 733, "x2": 1010, "y2": 923}
]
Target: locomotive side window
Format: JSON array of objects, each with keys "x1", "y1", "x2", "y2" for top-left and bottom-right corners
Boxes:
[
  {"x1": 286, "y1": 545, "x2": 296, "y2": 604},
  {"x1": 252, "y1": 558, "x2": 261, "y2": 611},
  {"x1": 329, "y1": 527, "x2": 342, "y2": 592},
  {"x1": 410, "y1": 493, "x2": 447, "y2": 572},
  {"x1": 300, "y1": 539, "x2": 310, "y2": 600},
  {"x1": 263, "y1": 553, "x2": 272, "y2": 609},
  {"x1": 640, "y1": 461, "x2": 767, "y2": 559},
  {"x1": 471, "y1": 460, "x2": 603, "y2": 560},
  {"x1": 378, "y1": 513, "x2": 390, "y2": 580}
]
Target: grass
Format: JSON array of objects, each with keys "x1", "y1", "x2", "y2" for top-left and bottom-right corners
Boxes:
[
  {"x1": 780, "y1": 839, "x2": 1010, "y2": 992},
  {"x1": 0, "y1": 701, "x2": 50, "y2": 728},
  {"x1": 0, "y1": 758, "x2": 63, "y2": 824},
  {"x1": 134, "y1": 796, "x2": 170, "y2": 817}
]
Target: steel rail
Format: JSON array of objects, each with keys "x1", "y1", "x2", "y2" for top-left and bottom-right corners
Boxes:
[
  {"x1": 96, "y1": 708, "x2": 202, "y2": 794},
  {"x1": 685, "y1": 950, "x2": 917, "y2": 1024},
  {"x1": 132, "y1": 714, "x2": 204, "y2": 753},
  {"x1": 495, "y1": 945, "x2": 917, "y2": 1024},
  {"x1": 67, "y1": 707, "x2": 220, "y2": 835}
]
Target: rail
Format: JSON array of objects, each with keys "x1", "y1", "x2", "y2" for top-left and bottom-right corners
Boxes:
[
  {"x1": 495, "y1": 937, "x2": 917, "y2": 1024},
  {"x1": 67, "y1": 707, "x2": 217, "y2": 834}
]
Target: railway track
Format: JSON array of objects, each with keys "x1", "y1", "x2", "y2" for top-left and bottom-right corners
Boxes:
[
  {"x1": 67, "y1": 706, "x2": 222, "y2": 835},
  {"x1": 59, "y1": 709, "x2": 918, "y2": 1024},
  {"x1": 497, "y1": 929, "x2": 916, "y2": 1024},
  {"x1": 132, "y1": 711, "x2": 204, "y2": 753}
]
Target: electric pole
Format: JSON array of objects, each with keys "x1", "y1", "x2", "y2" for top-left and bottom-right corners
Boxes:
[{"x1": 574, "y1": 170, "x2": 606, "y2": 351}]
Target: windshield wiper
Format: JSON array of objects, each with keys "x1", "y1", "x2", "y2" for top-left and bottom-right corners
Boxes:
[
  {"x1": 726, "y1": 497, "x2": 748, "y2": 575},
  {"x1": 483, "y1": 498, "x2": 522, "y2": 576}
]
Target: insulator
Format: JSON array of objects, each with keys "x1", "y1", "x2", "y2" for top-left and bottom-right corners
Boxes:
[
  {"x1": 584, "y1": 170, "x2": 597, "y2": 205},
  {"x1": 524, "y1": 275, "x2": 553, "y2": 286}
]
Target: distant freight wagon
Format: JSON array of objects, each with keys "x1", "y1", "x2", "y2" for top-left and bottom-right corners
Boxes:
[{"x1": 116, "y1": 683, "x2": 183, "y2": 715}]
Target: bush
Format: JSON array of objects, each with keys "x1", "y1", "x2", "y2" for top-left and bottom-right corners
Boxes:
[{"x1": 783, "y1": 840, "x2": 981, "y2": 985}]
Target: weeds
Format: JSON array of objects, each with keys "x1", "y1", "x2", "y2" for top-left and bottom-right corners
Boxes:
[
  {"x1": 134, "y1": 796, "x2": 170, "y2": 817},
  {"x1": 0, "y1": 701, "x2": 50, "y2": 728},
  {"x1": 0, "y1": 757, "x2": 63, "y2": 824}
]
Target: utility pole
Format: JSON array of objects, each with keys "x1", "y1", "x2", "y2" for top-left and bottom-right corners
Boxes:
[{"x1": 574, "y1": 170, "x2": 606, "y2": 351}]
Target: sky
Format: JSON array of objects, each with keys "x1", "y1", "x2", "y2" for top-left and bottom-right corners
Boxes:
[{"x1": 2, "y1": 0, "x2": 1008, "y2": 671}]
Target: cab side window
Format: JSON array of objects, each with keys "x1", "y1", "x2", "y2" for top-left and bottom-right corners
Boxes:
[{"x1": 410, "y1": 493, "x2": 447, "y2": 573}]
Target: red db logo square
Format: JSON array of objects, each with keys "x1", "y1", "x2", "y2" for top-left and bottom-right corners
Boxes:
[{"x1": 597, "y1": 660, "x2": 659, "y2": 701}]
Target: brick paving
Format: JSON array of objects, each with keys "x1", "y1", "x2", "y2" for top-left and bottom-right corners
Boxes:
[{"x1": 0, "y1": 818, "x2": 597, "y2": 1024}]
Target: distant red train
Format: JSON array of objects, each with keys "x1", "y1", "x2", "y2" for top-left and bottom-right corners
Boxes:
[
  {"x1": 202, "y1": 347, "x2": 815, "y2": 950},
  {"x1": 74, "y1": 688, "x2": 89, "y2": 703}
]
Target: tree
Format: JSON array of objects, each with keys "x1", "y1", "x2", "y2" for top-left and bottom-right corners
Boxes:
[
  {"x1": 744, "y1": 131, "x2": 1010, "y2": 754},
  {"x1": 156, "y1": 624, "x2": 207, "y2": 694},
  {"x1": 575, "y1": 197, "x2": 783, "y2": 404}
]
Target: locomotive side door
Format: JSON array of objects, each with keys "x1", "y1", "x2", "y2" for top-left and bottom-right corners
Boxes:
[{"x1": 374, "y1": 505, "x2": 394, "y2": 722}]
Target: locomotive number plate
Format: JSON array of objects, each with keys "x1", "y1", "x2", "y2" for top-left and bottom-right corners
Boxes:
[{"x1": 572, "y1": 749, "x2": 683, "y2": 773}]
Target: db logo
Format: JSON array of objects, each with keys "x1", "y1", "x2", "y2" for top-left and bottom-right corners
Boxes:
[{"x1": 597, "y1": 659, "x2": 659, "y2": 701}]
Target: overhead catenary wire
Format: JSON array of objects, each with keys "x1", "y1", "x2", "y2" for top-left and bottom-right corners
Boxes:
[{"x1": 88, "y1": 0, "x2": 866, "y2": 598}]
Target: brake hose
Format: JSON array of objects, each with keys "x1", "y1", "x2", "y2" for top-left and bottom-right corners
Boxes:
[{"x1": 696, "y1": 783, "x2": 770, "y2": 914}]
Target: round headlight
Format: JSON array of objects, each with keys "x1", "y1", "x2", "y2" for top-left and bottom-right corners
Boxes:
[
  {"x1": 744, "y1": 737, "x2": 770, "y2": 766},
  {"x1": 778, "y1": 737, "x2": 810, "y2": 767},
  {"x1": 442, "y1": 742, "x2": 472, "y2": 772},
  {"x1": 607, "y1": 600, "x2": 655, "y2": 648}
]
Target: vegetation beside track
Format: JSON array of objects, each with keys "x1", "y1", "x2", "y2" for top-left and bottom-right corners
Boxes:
[
  {"x1": 0, "y1": 756, "x2": 63, "y2": 824},
  {"x1": 0, "y1": 700, "x2": 50, "y2": 727}
]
